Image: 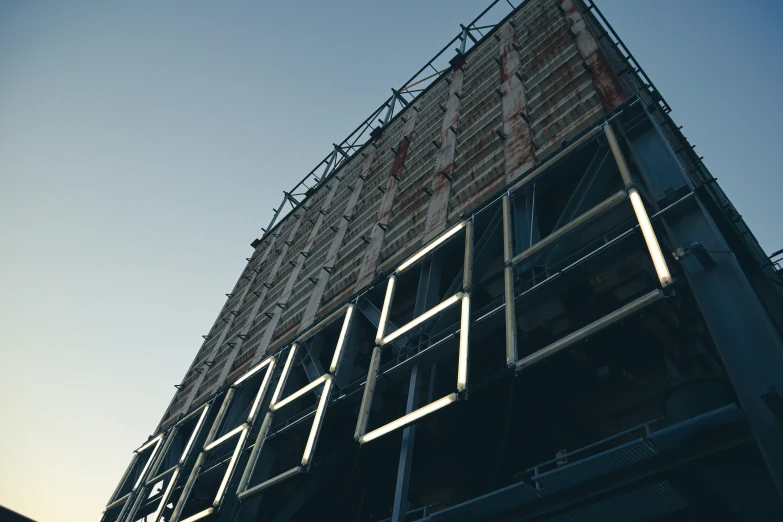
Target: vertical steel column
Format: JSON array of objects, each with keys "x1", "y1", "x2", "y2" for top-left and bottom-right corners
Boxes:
[
  {"x1": 391, "y1": 365, "x2": 421, "y2": 522},
  {"x1": 356, "y1": 106, "x2": 420, "y2": 289},
  {"x1": 626, "y1": 117, "x2": 783, "y2": 496},
  {"x1": 604, "y1": 124, "x2": 673, "y2": 287},
  {"x1": 502, "y1": 195, "x2": 517, "y2": 366},
  {"x1": 391, "y1": 257, "x2": 442, "y2": 521}
]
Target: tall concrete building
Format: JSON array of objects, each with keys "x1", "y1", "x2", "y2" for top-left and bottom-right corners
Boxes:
[{"x1": 103, "y1": 1, "x2": 783, "y2": 521}]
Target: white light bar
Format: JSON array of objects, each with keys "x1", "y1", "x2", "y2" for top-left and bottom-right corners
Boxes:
[
  {"x1": 359, "y1": 393, "x2": 458, "y2": 444},
  {"x1": 396, "y1": 222, "x2": 466, "y2": 274},
  {"x1": 150, "y1": 468, "x2": 179, "y2": 521},
  {"x1": 237, "y1": 466, "x2": 303, "y2": 500},
  {"x1": 301, "y1": 376, "x2": 333, "y2": 466},
  {"x1": 180, "y1": 406, "x2": 210, "y2": 465},
  {"x1": 271, "y1": 374, "x2": 328, "y2": 411},
  {"x1": 382, "y1": 293, "x2": 462, "y2": 345},
  {"x1": 136, "y1": 433, "x2": 164, "y2": 453},
  {"x1": 270, "y1": 343, "x2": 298, "y2": 405},
  {"x1": 234, "y1": 355, "x2": 274, "y2": 386},
  {"x1": 376, "y1": 275, "x2": 396, "y2": 343},
  {"x1": 181, "y1": 506, "x2": 214, "y2": 522},
  {"x1": 204, "y1": 424, "x2": 245, "y2": 452},
  {"x1": 247, "y1": 358, "x2": 276, "y2": 422},
  {"x1": 457, "y1": 294, "x2": 470, "y2": 391},
  {"x1": 329, "y1": 305, "x2": 354, "y2": 372},
  {"x1": 516, "y1": 289, "x2": 664, "y2": 370},
  {"x1": 132, "y1": 434, "x2": 164, "y2": 490},
  {"x1": 213, "y1": 427, "x2": 249, "y2": 506},
  {"x1": 629, "y1": 189, "x2": 673, "y2": 287}
]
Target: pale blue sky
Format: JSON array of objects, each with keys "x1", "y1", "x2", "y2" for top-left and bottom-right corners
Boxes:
[{"x1": 0, "y1": 1, "x2": 781, "y2": 521}]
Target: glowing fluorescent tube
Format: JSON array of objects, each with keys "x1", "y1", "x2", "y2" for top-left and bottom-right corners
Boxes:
[
  {"x1": 234, "y1": 356, "x2": 273, "y2": 386},
  {"x1": 629, "y1": 189, "x2": 673, "y2": 287},
  {"x1": 150, "y1": 468, "x2": 179, "y2": 521},
  {"x1": 180, "y1": 406, "x2": 209, "y2": 464},
  {"x1": 204, "y1": 424, "x2": 245, "y2": 452},
  {"x1": 329, "y1": 305, "x2": 353, "y2": 372},
  {"x1": 136, "y1": 433, "x2": 164, "y2": 453},
  {"x1": 359, "y1": 393, "x2": 458, "y2": 444},
  {"x1": 133, "y1": 435, "x2": 163, "y2": 490},
  {"x1": 270, "y1": 344, "x2": 298, "y2": 405},
  {"x1": 248, "y1": 359, "x2": 276, "y2": 422},
  {"x1": 354, "y1": 346, "x2": 381, "y2": 440},
  {"x1": 237, "y1": 466, "x2": 302, "y2": 500},
  {"x1": 382, "y1": 293, "x2": 462, "y2": 345},
  {"x1": 271, "y1": 375, "x2": 328, "y2": 411},
  {"x1": 181, "y1": 507, "x2": 214, "y2": 522},
  {"x1": 213, "y1": 428, "x2": 248, "y2": 506},
  {"x1": 376, "y1": 276, "x2": 396, "y2": 343},
  {"x1": 396, "y1": 222, "x2": 466, "y2": 274},
  {"x1": 301, "y1": 376, "x2": 333, "y2": 466},
  {"x1": 457, "y1": 294, "x2": 470, "y2": 391}
]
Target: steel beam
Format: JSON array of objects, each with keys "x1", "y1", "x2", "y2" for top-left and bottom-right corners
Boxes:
[
  {"x1": 391, "y1": 365, "x2": 421, "y2": 522},
  {"x1": 503, "y1": 195, "x2": 517, "y2": 366},
  {"x1": 391, "y1": 256, "x2": 443, "y2": 521},
  {"x1": 511, "y1": 190, "x2": 628, "y2": 267},
  {"x1": 627, "y1": 116, "x2": 783, "y2": 497}
]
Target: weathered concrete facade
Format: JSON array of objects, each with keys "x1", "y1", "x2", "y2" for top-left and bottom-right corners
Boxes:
[{"x1": 160, "y1": 0, "x2": 628, "y2": 428}]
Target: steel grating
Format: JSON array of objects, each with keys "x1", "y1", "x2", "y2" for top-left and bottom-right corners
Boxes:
[
  {"x1": 533, "y1": 439, "x2": 660, "y2": 493},
  {"x1": 428, "y1": 480, "x2": 542, "y2": 522},
  {"x1": 567, "y1": 480, "x2": 690, "y2": 522}
]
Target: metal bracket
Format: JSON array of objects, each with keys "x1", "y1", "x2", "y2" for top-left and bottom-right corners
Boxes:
[{"x1": 672, "y1": 242, "x2": 716, "y2": 270}]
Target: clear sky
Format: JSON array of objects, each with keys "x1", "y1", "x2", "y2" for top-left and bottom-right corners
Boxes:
[{"x1": 0, "y1": 1, "x2": 781, "y2": 521}]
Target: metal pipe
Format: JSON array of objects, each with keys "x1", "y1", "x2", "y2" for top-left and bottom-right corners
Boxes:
[
  {"x1": 509, "y1": 125, "x2": 604, "y2": 194},
  {"x1": 170, "y1": 451, "x2": 205, "y2": 522},
  {"x1": 603, "y1": 123, "x2": 634, "y2": 187},
  {"x1": 516, "y1": 289, "x2": 665, "y2": 370},
  {"x1": 354, "y1": 346, "x2": 382, "y2": 440},
  {"x1": 463, "y1": 219, "x2": 473, "y2": 291},
  {"x1": 203, "y1": 387, "x2": 234, "y2": 447},
  {"x1": 237, "y1": 466, "x2": 302, "y2": 500},
  {"x1": 511, "y1": 190, "x2": 628, "y2": 267},
  {"x1": 502, "y1": 195, "x2": 517, "y2": 366}
]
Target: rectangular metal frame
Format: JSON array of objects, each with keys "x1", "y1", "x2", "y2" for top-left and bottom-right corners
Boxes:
[
  {"x1": 503, "y1": 122, "x2": 675, "y2": 367},
  {"x1": 171, "y1": 426, "x2": 249, "y2": 522},
  {"x1": 102, "y1": 433, "x2": 165, "y2": 521},
  {"x1": 232, "y1": 304, "x2": 353, "y2": 498},
  {"x1": 356, "y1": 220, "x2": 473, "y2": 444},
  {"x1": 124, "y1": 403, "x2": 212, "y2": 522},
  {"x1": 168, "y1": 356, "x2": 277, "y2": 522}
]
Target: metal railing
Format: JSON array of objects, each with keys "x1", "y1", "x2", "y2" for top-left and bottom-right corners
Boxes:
[{"x1": 256, "y1": 0, "x2": 525, "y2": 238}]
